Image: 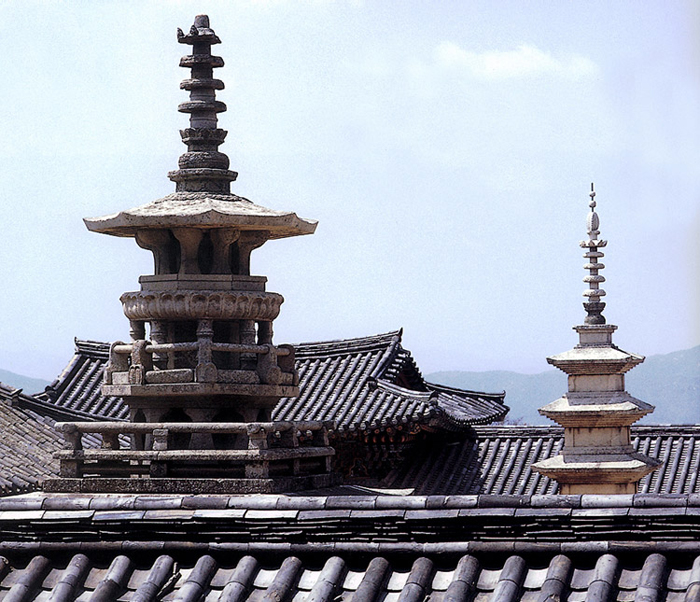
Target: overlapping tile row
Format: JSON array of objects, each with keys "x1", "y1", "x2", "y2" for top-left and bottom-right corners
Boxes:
[
  {"x1": 387, "y1": 426, "x2": 564, "y2": 495},
  {"x1": 3, "y1": 493, "x2": 700, "y2": 549},
  {"x1": 0, "y1": 385, "x2": 130, "y2": 495},
  {"x1": 387, "y1": 425, "x2": 700, "y2": 495},
  {"x1": 37, "y1": 340, "x2": 128, "y2": 421},
  {"x1": 635, "y1": 426, "x2": 700, "y2": 494},
  {"x1": 0, "y1": 550, "x2": 697, "y2": 601},
  {"x1": 0, "y1": 384, "x2": 63, "y2": 495},
  {"x1": 274, "y1": 331, "x2": 508, "y2": 433}
]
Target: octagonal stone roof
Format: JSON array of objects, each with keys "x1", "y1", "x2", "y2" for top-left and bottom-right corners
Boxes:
[{"x1": 84, "y1": 192, "x2": 317, "y2": 240}]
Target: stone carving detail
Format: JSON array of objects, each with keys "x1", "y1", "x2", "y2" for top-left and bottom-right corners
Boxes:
[
  {"x1": 178, "y1": 151, "x2": 230, "y2": 170},
  {"x1": 121, "y1": 290, "x2": 283, "y2": 321},
  {"x1": 168, "y1": 13, "x2": 235, "y2": 194}
]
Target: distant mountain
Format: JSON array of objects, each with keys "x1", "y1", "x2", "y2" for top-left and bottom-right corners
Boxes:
[
  {"x1": 427, "y1": 345, "x2": 700, "y2": 425},
  {"x1": 0, "y1": 370, "x2": 50, "y2": 395}
]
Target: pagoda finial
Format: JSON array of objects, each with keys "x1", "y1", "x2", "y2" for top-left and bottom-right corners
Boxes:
[
  {"x1": 169, "y1": 15, "x2": 238, "y2": 194},
  {"x1": 580, "y1": 183, "x2": 607, "y2": 325}
]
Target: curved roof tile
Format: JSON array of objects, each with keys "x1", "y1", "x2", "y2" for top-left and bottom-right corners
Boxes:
[
  {"x1": 0, "y1": 550, "x2": 694, "y2": 601},
  {"x1": 0, "y1": 384, "x2": 64, "y2": 495},
  {"x1": 274, "y1": 330, "x2": 507, "y2": 432},
  {"x1": 387, "y1": 424, "x2": 700, "y2": 495}
]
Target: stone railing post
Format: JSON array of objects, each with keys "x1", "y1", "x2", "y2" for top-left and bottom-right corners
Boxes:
[
  {"x1": 246, "y1": 424, "x2": 269, "y2": 478},
  {"x1": 150, "y1": 428, "x2": 169, "y2": 478},
  {"x1": 278, "y1": 344, "x2": 297, "y2": 384},
  {"x1": 196, "y1": 319, "x2": 217, "y2": 383},
  {"x1": 129, "y1": 340, "x2": 153, "y2": 385},
  {"x1": 256, "y1": 345, "x2": 282, "y2": 385},
  {"x1": 102, "y1": 432, "x2": 120, "y2": 450},
  {"x1": 105, "y1": 342, "x2": 129, "y2": 385},
  {"x1": 59, "y1": 423, "x2": 82, "y2": 478}
]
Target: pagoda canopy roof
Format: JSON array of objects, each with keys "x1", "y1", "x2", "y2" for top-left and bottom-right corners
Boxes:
[{"x1": 84, "y1": 192, "x2": 317, "y2": 239}]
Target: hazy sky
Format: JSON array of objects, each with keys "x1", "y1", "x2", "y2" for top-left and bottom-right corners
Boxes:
[{"x1": 0, "y1": 1, "x2": 698, "y2": 381}]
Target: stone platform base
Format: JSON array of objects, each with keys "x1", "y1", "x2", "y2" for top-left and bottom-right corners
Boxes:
[{"x1": 43, "y1": 473, "x2": 341, "y2": 495}]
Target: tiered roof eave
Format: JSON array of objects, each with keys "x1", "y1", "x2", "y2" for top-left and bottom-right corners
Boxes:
[{"x1": 84, "y1": 192, "x2": 318, "y2": 240}]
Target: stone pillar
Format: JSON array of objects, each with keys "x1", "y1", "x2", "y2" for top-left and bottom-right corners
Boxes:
[{"x1": 196, "y1": 319, "x2": 217, "y2": 383}]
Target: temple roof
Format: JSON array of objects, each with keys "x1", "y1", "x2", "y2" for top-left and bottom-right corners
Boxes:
[
  {"x1": 0, "y1": 384, "x2": 65, "y2": 495},
  {"x1": 387, "y1": 425, "x2": 700, "y2": 495},
  {"x1": 38, "y1": 331, "x2": 509, "y2": 432},
  {"x1": 39, "y1": 340, "x2": 127, "y2": 421},
  {"x1": 274, "y1": 330, "x2": 508, "y2": 433},
  {"x1": 0, "y1": 493, "x2": 698, "y2": 601},
  {"x1": 15, "y1": 374, "x2": 700, "y2": 499},
  {"x1": 0, "y1": 547, "x2": 693, "y2": 601}
]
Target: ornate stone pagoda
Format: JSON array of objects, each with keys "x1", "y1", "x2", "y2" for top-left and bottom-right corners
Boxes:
[
  {"x1": 47, "y1": 15, "x2": 337, "y2": 493},
  {"x1": 532, "y1": 185, "x2": 660, "y2": 494}
]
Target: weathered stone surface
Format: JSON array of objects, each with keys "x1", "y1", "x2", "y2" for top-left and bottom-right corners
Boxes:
[
  {"x1": 44, "y1": 474, "x2": 341, "y2": 494},
  {"x1": 85, "y1": 194, "x2": 316, "y2": 238},
  {"x1": 120, "y1": 290, "x2": 284, "y2": 321},
  {"x1": 62, "y1": 16, "x2": 333, "y2": 495}
]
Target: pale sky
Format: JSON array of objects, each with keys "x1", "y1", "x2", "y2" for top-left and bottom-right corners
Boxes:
[{"x1": 0, "y1": 1, "x2": 698, "y2": 380}]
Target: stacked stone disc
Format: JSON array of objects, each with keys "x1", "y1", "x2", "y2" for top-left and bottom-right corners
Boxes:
[
  {"x1": 581, "y1": 184, "x2": 607, "y2": 325},
  {"x1": 169, "y1": 15, "x2": 237, "y2": 194}
]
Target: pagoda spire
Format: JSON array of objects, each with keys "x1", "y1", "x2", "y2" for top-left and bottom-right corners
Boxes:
[
  {"x1": 169, "y1": 14, "x2": 237, "y2": 194},
  {"x1": 532, "y1": 186, "x2": 660, "y2": 495},
  {"x1": 582, "y1": 183, "x2": 607, "y2": 325}
]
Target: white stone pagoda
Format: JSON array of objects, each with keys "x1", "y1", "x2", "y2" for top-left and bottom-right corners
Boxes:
[{"x1": 532, "y1": 185, "x2": 661, "y2": 494}]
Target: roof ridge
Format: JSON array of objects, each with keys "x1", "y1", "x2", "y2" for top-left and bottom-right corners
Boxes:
[
  {"x1": 426, "y1": 380, "x2": 506, "y2": 401},
  {"x1": 374, "y1": 379, "x2": 434, "y2": 400},
  {"x1": 473, "y1": 424, "x2": 700, "y2": 436},
  {"x1": 74, "y1": 339, "x2": 111, "y2": 357},
  {"x1": 0, "y1": 383, "x2": 50, "y2": 408},
  {"x1": 295, "y1": 330, "x2": 403, "y2": 357},
  {"x1": 367, "y1": 332, "x2": 403, "y2": 382},
  {"x1": 0, "y1": 382, "x2": 21, "y2": 397}
]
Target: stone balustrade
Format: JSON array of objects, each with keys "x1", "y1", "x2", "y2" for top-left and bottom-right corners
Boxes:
[
  {"x1": 55, "y1": 420, "x2": 335, "y2": 483},
  {"x1": 104, "y1": 339, "x2": 297, "y2": 390}
]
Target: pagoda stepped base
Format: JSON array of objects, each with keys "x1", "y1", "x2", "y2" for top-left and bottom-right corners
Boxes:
[{"x1": 51, "y1": 420, "x2": 337, "y2": 494}]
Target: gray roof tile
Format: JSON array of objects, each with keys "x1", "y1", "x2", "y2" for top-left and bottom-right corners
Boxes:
[
  {"x1": 386, "y1": 425, "x2": 700, "y2": 495},
  {"x1": 0, "y1": 384, "x2": 65, "y2": 496}
]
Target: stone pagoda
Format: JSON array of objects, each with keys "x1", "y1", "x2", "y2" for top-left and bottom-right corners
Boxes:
[
  {"x1": 532, "y1": 185, "x2": 660, "y2": 494},
  {"x1": 47, "y1": 15, "x2": 337, "y2": 493}
]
